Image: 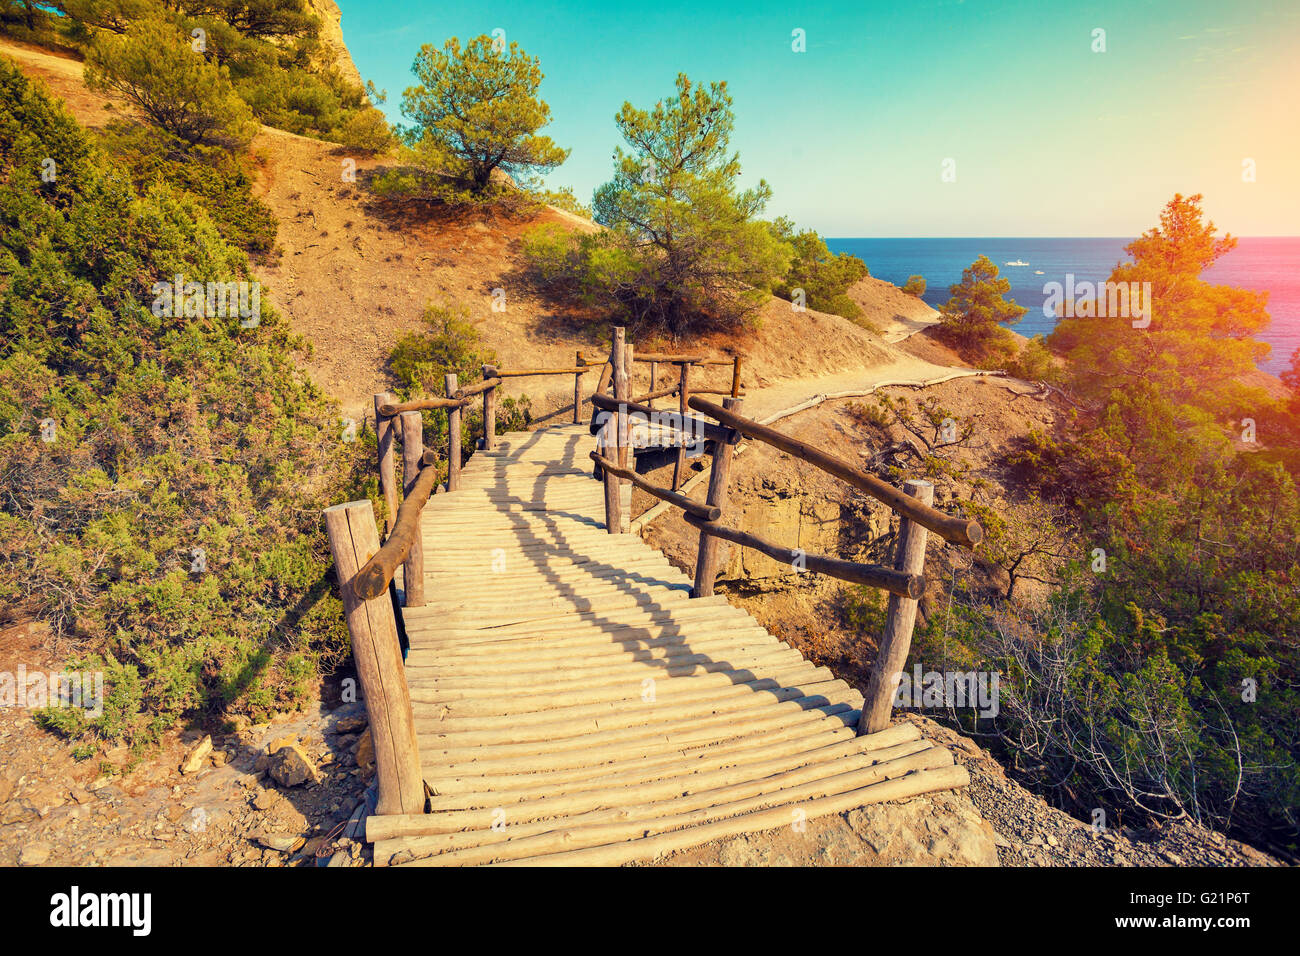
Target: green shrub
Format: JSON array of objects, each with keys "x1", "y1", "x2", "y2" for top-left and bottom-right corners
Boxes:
[
  {"x1": 84, "y1": 16, "x2": 258, "y2": 147},
  {"x1": 770, "y1": 218, "x2": 868, "y2": 321},
  {"x1": 0, "y1": 61, "x2": 365, "y2": 750},
  {"x1": 388, "y1": 302, "x2": 532, "y2": 469},
  {"x1": 935, "y1": 255, "x2": 1027, "y2": 366},
  {"x1": 901, "y1": 275, "x2": 926, "y2": 297},
  {"x1": 1005, "y1": 334, "x2": 1060, "y2": 383}
]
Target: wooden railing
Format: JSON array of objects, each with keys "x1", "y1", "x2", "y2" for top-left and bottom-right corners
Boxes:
[
  {"x1": 590, "y1": 325, "x2": 985, "y2": 736},
  {"x1": 324, "y1": 324, "x2": 984, "y2": 817}
]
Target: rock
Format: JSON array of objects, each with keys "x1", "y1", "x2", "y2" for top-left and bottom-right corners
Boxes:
[
  {"x1": 68, "y1": 787, "x2": 93, "y2": 806},
  {"x1": 253, "y1": 789, "x2": 280, "y2": 811},
  {"x1": 210, "y1": 750, "x2": 228, "y2": 768},
  {"x1": 353, "y1": 730, "x2": 375, "y2": 779},
  {"x1": 847, "y1": 798, "x2": 999, "y2": 866},
  {"x1": 1, "y1": 801, "x2": 30, "y2": 825},
  {"x1": 332, "y1": 715, "x2": 367, "y2": 735},
  {"x1": 267, "y1": 743, "x2": 317, "y2": 788},
  {"x1": 1046, "y1": 834, "x2": 1059, "y2": 847},
  {"x1": 179, "y1": 735, "x2": 213, "y2": 775},
  {"x1": 20, "y1": 843, "x2": 52, "y2": 866},
  {"x1": 254, "y1": 832, "x2": 306, "y2": 853}
]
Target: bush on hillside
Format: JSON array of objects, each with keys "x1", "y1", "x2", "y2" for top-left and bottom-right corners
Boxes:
[
  {"x1": 1006, "y1": 334, "x2": 1060, "y2": 384},
  {"x1": 84, "y1": 16, "x2": 258, "y2": 147},
  {"x1": 769, "y1": 218, "x2": 868, "y2": 322},
  {"x1": 99, "y1": 122, "x2": 277, "y2": 255},
  {"x1": 388, "y1": 303, "x2": 531, "y2": 470},
  {"x1": 0, "y1": 60, "x2": 364, "y2": 748},
  {"x1": 934, "y1": 254, "x2": 1026, "y2": 365},
  {"x1": 902, "y1": 275, "x2": 926, "y2": 297},
  {"x1": 8, "y1": 1, "x2": 391, "y2": 147}
]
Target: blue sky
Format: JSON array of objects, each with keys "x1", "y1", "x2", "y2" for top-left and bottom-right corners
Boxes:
[{"x1": 336, "y1": 0, "x2": 1300, "y2": 237}]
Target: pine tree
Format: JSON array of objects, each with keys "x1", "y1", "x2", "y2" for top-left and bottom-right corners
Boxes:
[{"x1": 398, "y1": 35, "x2": 568, "y2": 195}]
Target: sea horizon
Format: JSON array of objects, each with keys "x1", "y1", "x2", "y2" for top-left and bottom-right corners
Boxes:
[{"x1": 827, "y1": 236, "x2": 1300, "y2": 376}]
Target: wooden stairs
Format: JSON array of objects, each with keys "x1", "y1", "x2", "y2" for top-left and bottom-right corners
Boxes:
[{"x1": 367, "y1": 423, "x2": 969, "y2": 866}]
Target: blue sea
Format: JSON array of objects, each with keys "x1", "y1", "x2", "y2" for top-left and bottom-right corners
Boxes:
[{"x1": 826, "y1": 237, "x2": 1300, "y2": 376}]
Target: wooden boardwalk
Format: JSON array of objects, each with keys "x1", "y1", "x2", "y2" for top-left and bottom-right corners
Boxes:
[{"x1": 366, "y1": 423, "x2": 968, "y2": 866}]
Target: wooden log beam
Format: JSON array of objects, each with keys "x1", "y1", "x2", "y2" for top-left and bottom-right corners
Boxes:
[
  {"x1": 602, "y1": 327, "x2": 626, "y2": 534},
  {"x1": 688, "y1": 396, "x2": 983, "y2": 548},
  {"x1": 322, "y1": 500, "x2": 424, "y2": 816},
  {"x1": 481, "y1": 364, "x2": 498, "y2": 451},
  {"x1": 691, "y1": 396, "x2": 741, "y2": 596},
  {"x1": 444, "y1": 373, "x2": 461, "y2": 492},
  {"x1": 588, "y1": 452, "x2": 721, "y2": 521},
  {"x1": 378, "y1": 396, "x2": 469, "y2": 416},
  {"x1": 684, "y1": 513, "x2": 922, "y2": 598},
  {"x1": 352, "y1": 462, "x2": 440, "y2": 600},
  {"x1": 453, "y1": 376, "x2": 502, "y2": 400},
  {"x1": 374, "y1": 392, "x2": 399, "y2": 535},
  {"x1": 589, "y1": 393, "x2": 733, "y2": 445},
  {"x1": 399, "y1": 411, "x2": 426, "y2": 607},
  {"x1": 572, "y1": 351, "x2": 582, "y2": 424},
  {"x1": 631, "y1": 384, "x2": 681, "y2": 405},
  {"x1": 860, "y1": 479, "x2": 933, "y2": 733},
  {"x1": 496, "y1": 366, "x2": 589, "y2": 377},
  {"x1": 634, "y1": 352, "x2": 706, "y2": 364},
  {"x1": 672, "y1": 361, "x2": 691, "y2": 490}
]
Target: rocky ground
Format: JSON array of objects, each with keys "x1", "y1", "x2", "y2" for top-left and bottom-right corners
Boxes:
[
  {"x1": 0, "y1": 620, "x2": 376, "y2": 868},
  {"x1": 647, "y1": 717, "x2": 1278, "y2": 868}
]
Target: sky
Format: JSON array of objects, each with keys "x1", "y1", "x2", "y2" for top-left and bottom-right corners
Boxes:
[{"x1": 335, "y1": 0, "x2": 1300, "y2": 237}]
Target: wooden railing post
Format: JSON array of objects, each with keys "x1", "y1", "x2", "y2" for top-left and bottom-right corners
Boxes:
[
  {"x1": 444, "y1": 373, "x2": 461, "y2": 491},
  {"x1": 672, "y1": 362, "x2": 691, "y2": 490},
  {"x1": 572, "y1": 351, "x2": 582, "y2": 424},
  {"x1": 602, "y1": 326, "x2": 626, "y2": 534},
  {"x1": 859, "y1": 478, "x2": 934, "y2": 735},
  {"x1": 692, "y1": 396, "x2": 743, "y2": 597},
  {"x1": 322, "y1": 500, "x2": 424, "y2": 816},
  {"x1": 398, "y1": 411, "x2": 426, "y2": 608},
  {"x1": 481, "y1": 364, "x2": 497, "y2": 451},
  {"x1": 649, "y1": 360, "x2": 658, "y2": 410},
  {"x1": 731, "y1": 356, "x2": 743, "y2": 398},
  {"x1": 374, "y1": 392, "x2": 399, "y2": 535},
  {"x1": 619, "y1": 342, "x2": 633, "y2": 473}
]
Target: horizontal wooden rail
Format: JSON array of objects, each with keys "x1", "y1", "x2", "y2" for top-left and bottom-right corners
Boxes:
[
  {"x1": 454, "y1": 377, "x2": 502, "y2": 400},
  {"x1": 589, "y1": 392, "x2": 735, "y2": 445},
  {"x1": 635, "y1": 352, "x2": 707, "y2": 364},
  {"x1": 683, "y1": 513, "x2": 922, "y2": 598},
  {"x1": 352, "y1": 461, "x2": 440, "y2": 600},
  {"x1": 589, "y1": 452, "x2": 721, "y2": 521},
  {"x1": 497, "y1": 366, "x2": 590, "y2": 377},
  {"x1": 631, "y1": 384, "x2": 680, "y2": 405},
  {"x1": 688, "y1": 396, "x2": 983, "y2": 548},
  {"x1": 379, "y1": 396, "x2": 470, "y2": 416}
]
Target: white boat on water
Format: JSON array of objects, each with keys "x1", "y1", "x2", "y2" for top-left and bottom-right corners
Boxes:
[
  {"x1": 1005, "y1": 259, "x2": 1030, "y2": 267},
  {"x1": 1034, "y1": 270, "x2": 1044, "y2": 274}
]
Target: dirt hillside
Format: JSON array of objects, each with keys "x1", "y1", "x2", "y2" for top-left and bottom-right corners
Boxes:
[{"x1": 0, "y1": 38, "x2": 924, "y2": 422}]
